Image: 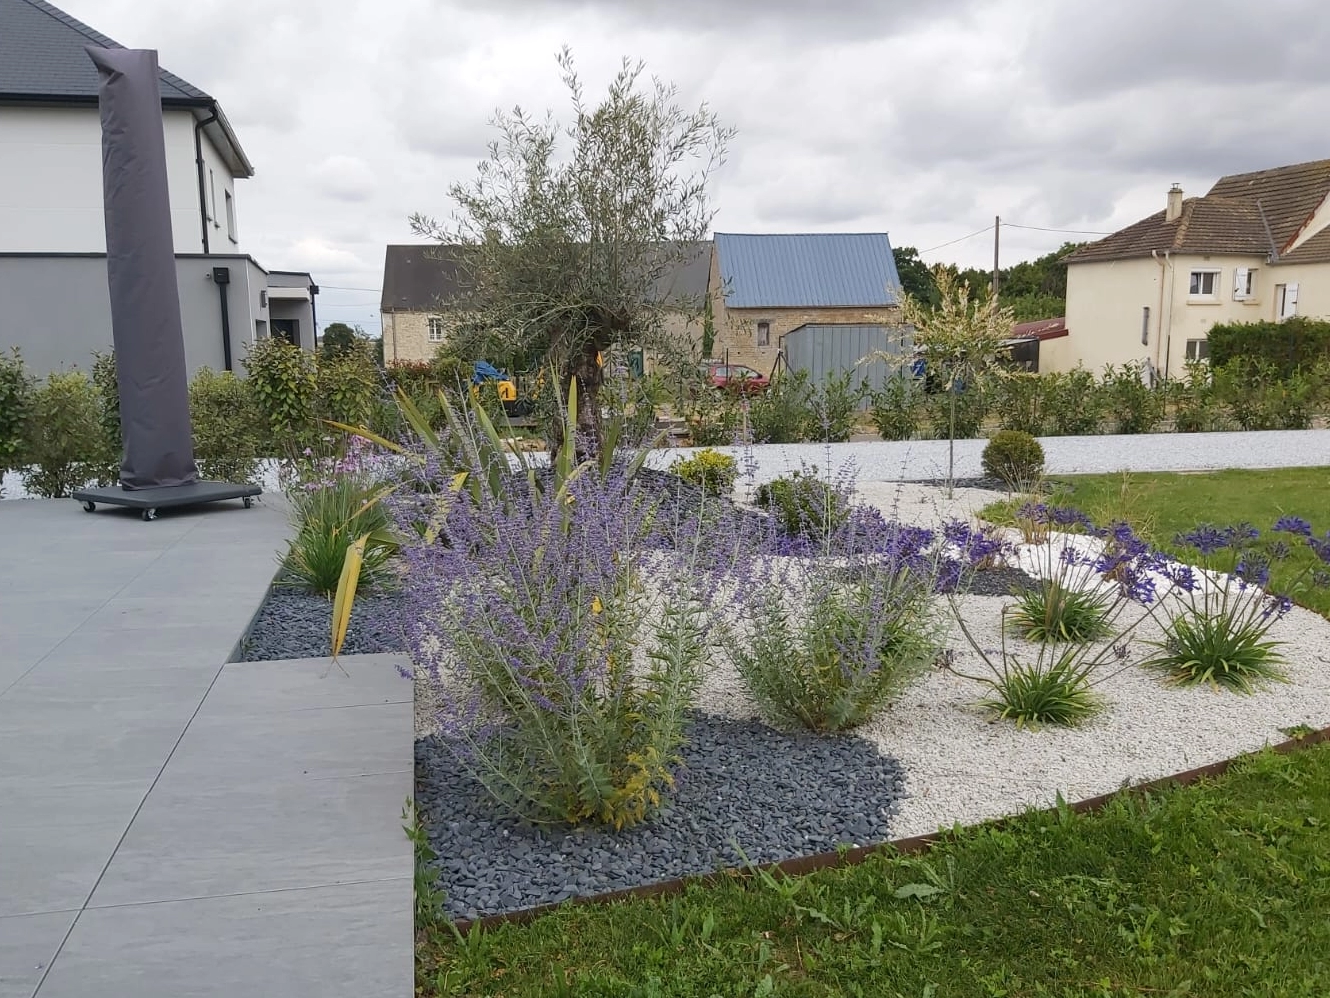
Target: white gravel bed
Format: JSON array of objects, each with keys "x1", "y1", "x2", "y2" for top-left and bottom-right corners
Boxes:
[{"x1": 646, "y1": 428, "x2": 1330, "y2": 486}]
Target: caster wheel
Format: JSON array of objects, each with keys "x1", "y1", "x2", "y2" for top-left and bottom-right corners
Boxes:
[
  {"x1": 81, "y1": 500, "x2": 96, "y2": 512},
  {"x1": 141, "y1": 508, "x2": 157, "y2": 522},
  {"x1": 243, "y1": 496, "x2": 254, "y2": 509}
]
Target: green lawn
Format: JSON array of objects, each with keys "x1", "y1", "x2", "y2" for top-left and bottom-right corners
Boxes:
[
  {"x1": 418, "y1": 739, "x2": 1330, "y2": 996},
  {"x1": 981, "y1": 467, "x2": 1330, "y2": 618}
]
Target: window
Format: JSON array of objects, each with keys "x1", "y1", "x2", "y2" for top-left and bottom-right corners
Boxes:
[
  {"x1": 1277, "y1": 282, "x2": 1299, "y2": 321},
  {"x1": 1140, "y1": 306, "x2": 1151, "y2": 346},
  {"x1": 1185, "y1": 338, "x2": 1210, "y2": 362},
  {"x1": 1188, "y1": 269, "x2": 1219, "y2": 297},
  {"x1": 427, "y1": 316, "x2": 446, "y2": 342},
  {"x1": 208, "y1": 169, "x2": 218, "y2": 227},
  {"x1": 225, "y1": 190, "x2": 236, "y2": 242},
  {"x1": 756, "y1": 321, "x2": 770, "y2": 347},
  {"x1": 1233, "y1": 267, "x2": 1256, "y2": 301}
]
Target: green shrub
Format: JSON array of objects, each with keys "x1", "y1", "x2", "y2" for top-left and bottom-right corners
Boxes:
[
  {"x1": 924, "y1": 380, "x2": 988, "y2": 440},
  {"x1": 685, "y1": 389, "x2": 742, "y2": 447},
  {"x1": 670, "y1": 448, "x2": 737, "y2": 497},
  {"x1": 1214, "y1": 358, "x2": 1317, "y2": 431},
  {"x1": 90, "y1": 351, "x2": 123, "y2": 471},
  {"x1": 869, "y1": 374, "x2": 921, "y2": 441},
  {"x1": 727, "y1": 580, "x2": 939, "y2": 731},
  {"x1": 1100, "y1": 362, "x2": 1164, "y2": 434},
  {"x1": 981, "y1": 430, "x2": 1045, "y2": 489},
  {"x1": 316, "y1": 343, "x2": 379, "y2": 429},
  {"x1": 978, "y1": 649, "x2": 1100, "y2": 729},
  {"x1": 754, "y1": 470, "x2": 847, "y2": 538},
  {"x1": 992, "y1": 371, "x2": 1046, "y2": 435},
  {"x1": 0, "y1": 348, "x2": 33, "y2": 475},
  {"x1": 1169, "y1": 360, "x2": 1226, "y2": 433},
  {"x1": 1043, "y1": 366, "x2": 1103, "y2": 435},
  {"x1": 806, "y1": 371, "x2": 865, "y2": 443},
  {"x1": 21, "y1": 371, "x2": 110, "y2": 497},
  {"x1": 749, "y1": 369, "x2": 812, "y2": 444},
  {"x1": 1207, "y1": 316, "x2": 1330, "y2": 377},
  {"x1": 189, "y1": 367, "x2": 262, "y2": 484},
  {"x1": 244, "y1": 337, "x2": 317, "y2": 455},
  {"x1": 1008, "y1": 581, "x2": 1113, "y2": 643}
]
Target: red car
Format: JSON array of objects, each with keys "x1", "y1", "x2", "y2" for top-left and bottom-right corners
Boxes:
[{"x1": 702, "y1": 362, "x2": 769, "y2": 395}]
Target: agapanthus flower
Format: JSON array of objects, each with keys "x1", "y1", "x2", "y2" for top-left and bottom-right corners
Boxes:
[
  {"x1": 1176, "y1": 524, "x2": 1230, "y2": 554},
  {"x1": 1273, "y1": 516, "x2": 1313, "y2": 537}
]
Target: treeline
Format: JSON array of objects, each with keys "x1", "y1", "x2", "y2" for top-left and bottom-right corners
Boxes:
[{"x1": 893, "y1": 241, "x2": 1085, "y2": 322}]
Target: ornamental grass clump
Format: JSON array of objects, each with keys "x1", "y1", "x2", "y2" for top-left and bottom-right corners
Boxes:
[
  {"x1": 949, "y1": 507, "x2": 1169, "y2": 728},
  {"x1": 397, "y1": 423, "x2": 736, "y2": 829},
  {"x1": 721, "y1": 478, "x2": 960, "y2": 732},
  {"x1": 1140, "y1": 519, "x2": 1328, "y2": 691}
]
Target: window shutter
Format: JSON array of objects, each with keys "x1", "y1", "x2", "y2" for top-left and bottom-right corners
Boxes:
[
  {"x1": 1287, "y1": 282, "x2": 1299, "y2": 315},
  {"x1": 1233, "y1": 267, "x2": 1248, "y2": 298}
]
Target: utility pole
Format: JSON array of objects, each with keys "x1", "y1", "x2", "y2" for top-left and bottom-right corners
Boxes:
[{"x1": 991, "y1": 215, "x2": 1000, "y2": 297}]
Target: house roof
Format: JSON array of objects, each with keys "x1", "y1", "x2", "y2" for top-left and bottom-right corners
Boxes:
[
  {"x1": 0, "y1": 0, "x2": 253, "y2": 177},
  {"x1": 1009, "y1": 317, "x2": 1069, "y2": 341},
  {"x1": 1276, "y1": 225, "x2": 1330, "y2": 265},
  {"x1": 380, "y1": 241, "x2": 714, "y2": 312},
  {"x1": 714, "y1": 233, "x2": 901, "y2": 308},
  {"x1": 381, "y1": 245, "x2": 469, "y2": 312},
  {"x1": 1067, "y1": 159, "x2": 1330, "y2": 265}
]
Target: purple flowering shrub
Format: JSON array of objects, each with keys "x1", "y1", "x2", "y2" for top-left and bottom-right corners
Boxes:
[
  {"x1": 398, "y1": 449, "x2": 735, "y2": 829},
  {"x1": 1139, "y1": 518, "x2": 1330, "y2": 691},
  {"x1": 720, "y1": 497, "x2": 959, "y2": 732}
]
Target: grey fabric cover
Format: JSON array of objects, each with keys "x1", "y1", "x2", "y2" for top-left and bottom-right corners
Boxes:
[{"x1": 87, "y1": 46, "x2": 198, "y2": 489}]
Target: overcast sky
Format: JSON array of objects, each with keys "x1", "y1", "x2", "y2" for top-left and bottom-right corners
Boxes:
[{"x1": 59, "y1": 0, "x2": 1330, "y2": 335}]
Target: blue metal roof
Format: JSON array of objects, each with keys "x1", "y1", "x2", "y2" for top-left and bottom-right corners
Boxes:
[{"x1": 714, "y1": 233, "x2": 901, "y2": 308}]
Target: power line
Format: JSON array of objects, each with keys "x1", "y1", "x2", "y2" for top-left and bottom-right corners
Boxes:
[
  {"x1": 918, "y1": 225, "x2": 994, "y2": 254},
  {"x1": 1003, "y1": 222, "x2": 1113, "y2": 236}
]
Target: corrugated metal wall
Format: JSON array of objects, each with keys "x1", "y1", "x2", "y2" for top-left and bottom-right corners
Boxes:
[{"x1": 783, "y1": 324, "x2": 912, "y2": 407}]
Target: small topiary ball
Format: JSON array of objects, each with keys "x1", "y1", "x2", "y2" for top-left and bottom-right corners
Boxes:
[{"x1": 982, "y1": 430, "x2": 1045, "y2": 489}]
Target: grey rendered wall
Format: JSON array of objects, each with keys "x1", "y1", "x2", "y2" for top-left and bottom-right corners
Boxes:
[
  {"x1": 783, "y1": 324, "x2": 911, "y2": 406},
  {"x1": 0, "y1": 254, "x2": 261, "y2": 378}
]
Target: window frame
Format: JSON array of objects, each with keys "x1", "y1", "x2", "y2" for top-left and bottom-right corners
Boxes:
[
  {"x1": 224, "y1": 190, "x2": 237, "y2": 243},
  {"x1": 1184, "y1": 338, "x2": 1210, "y2": 362},
  {"x1": 756, "y1": 321, "x2": 770, "y2": 347},
  {"x1": 1187, "y1": 268, "x2": 1220, "y2": 299},
  {"x1": 427, "y1": 316, "x2": 447, "y2": 342},
  {"x1": 1232, "y1": 266, "x2": 1257, "y2": 301}
]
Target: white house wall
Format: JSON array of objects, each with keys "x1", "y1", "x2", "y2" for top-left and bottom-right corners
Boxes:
[
  {"x1": 0, "y1": 105, "x2": 234, "y2": 254},
  {"x1": 1062, "y1": 257, "x2": 1165, "y2": 376}
]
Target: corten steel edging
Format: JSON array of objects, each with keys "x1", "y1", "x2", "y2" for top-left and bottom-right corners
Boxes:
[{"x1": 443, "y1": 724, "x2": 1330, "y2": 935}]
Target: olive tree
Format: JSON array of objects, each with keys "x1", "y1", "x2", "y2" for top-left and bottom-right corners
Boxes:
[{"x1": 409, "y1": 48, "x2": 732, "y2": 458}]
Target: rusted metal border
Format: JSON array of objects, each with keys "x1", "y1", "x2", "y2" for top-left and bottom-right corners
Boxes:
[{"x1": 445, "y1": 724, "x2": 1330, "y2": 935}]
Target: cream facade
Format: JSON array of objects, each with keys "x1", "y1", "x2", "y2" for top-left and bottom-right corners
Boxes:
[{"x1": 1064, "y1": 254, "x2": 1329, "y2": 378}]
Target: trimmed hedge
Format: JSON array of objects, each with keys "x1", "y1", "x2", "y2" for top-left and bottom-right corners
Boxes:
[{"x1": 1207, "y1": 317, "x2": 1330, "y2": 377}]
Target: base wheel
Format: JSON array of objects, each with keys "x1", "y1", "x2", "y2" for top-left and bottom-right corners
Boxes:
[
  {"x1": 242, "y1": 496, "x2": 254, "y2": 509},
  {"x1": 81, "y1": 500, "x2": 96, "y2": 512},
  {"x1": 141, "y1": 507, "x2": 157, "y2": 522}
]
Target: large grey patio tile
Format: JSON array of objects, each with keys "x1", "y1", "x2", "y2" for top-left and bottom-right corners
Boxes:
[
  {"x1": 203, "y1": 654, "x2": 411, "y2": 713},
  {"x1": 40, "y1": 627, "x2": 243, "y2": 669},
  {"x1": 39, "y1": 880, "x2": 410, "y2": 998},
  {"x1": 0, "y1": 911, "x2": 75, "y2": 998},
  {"x1": 0, "y1": 777, "x2": 148, "y2": 917},
  {"x1": 0, "y1": 596, "x2": 107, "y2": 638},
  {"x1": 88, "y1": 769, "x2": 411, "y2": 906},
  {"x1": 0, "y1": 666, "x2": 213, "y2": 783},
  {"x1": 79, "y1": 594, "x2": 266, "y2": 635},
  {"x1": 0, "y1": 634, "x2": 67, "y2": 696}
]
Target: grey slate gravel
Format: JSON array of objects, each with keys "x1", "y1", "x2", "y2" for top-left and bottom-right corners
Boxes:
[
  {"x1": 415, "y1": 712, "x2": 906, "y2": 920},
  {"x1": 237, "y1": 584, "x2": 404, "y2": 661}
]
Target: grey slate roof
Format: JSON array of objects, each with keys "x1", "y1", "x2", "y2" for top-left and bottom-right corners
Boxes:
[
  {"x1": 0, "y1": 0, "x2": 210, "y2": 102},
  {"x1": 714, "y1": 233, "x2": 901, "y2": 308}
]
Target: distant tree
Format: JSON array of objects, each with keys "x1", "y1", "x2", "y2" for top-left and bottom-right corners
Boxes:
[
  {"x1": 320, "y1": 322, "x2": 359, "y2": 359},
  {"x1": 409, "y1": 48, "x2": 733, "y2": 459},
  {"x1": 892, "y1": 246, "x2": 940, "y2": 309},
  {"x1": 932, "y1": 241, "x2": 1085, "y2": 324}
]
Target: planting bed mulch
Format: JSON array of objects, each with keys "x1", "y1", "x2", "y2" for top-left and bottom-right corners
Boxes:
[
  {"x1": 415, "y1": 711, "x2": 905, "y2": 920},
  {"x1": 236, "y1": 583, "x2": 404, "y2": 661}
]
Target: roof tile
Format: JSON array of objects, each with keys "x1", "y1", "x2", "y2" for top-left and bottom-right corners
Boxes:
[{"x1": 715, "y1": 233, "x2": 901, "y2": 307}]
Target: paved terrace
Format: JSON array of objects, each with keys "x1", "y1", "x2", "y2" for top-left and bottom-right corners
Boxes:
[{"x1": 0, "y1": 500, "x2": 411, "y2": 998}]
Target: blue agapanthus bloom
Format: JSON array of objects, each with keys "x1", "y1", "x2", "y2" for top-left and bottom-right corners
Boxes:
[
  {"x1": 1176, "y1": 524, "x2": 1230, "y2": 554},
  {"x1": 1235, "y1": 554, "x2": 1272, "y2": 589},
  {"x1": 1050, "y1": 507, "x2": 1094, "y2": 530},
  {"x1": 1273, "y1": 516, "x2": 1313, "y2": 537},
  {"x1": 1311, "y1": 534, "x2": 1330, "y2": 565}
]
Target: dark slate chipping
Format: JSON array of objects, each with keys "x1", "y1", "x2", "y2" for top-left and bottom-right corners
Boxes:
[
  {"x1": 238, "y1": 585, "x2": 404, "y2": 662},
  {"x1": 415, "y1": 712, "x2": 907, "y2": 920}
]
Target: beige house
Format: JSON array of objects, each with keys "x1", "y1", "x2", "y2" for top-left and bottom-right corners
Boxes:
[
  {"x1": 1060, "y1": 159, "x2": 1330, "y2": 379},
  {"x1": 709, "y1": 233, "x2": 903, "y2": 376}
]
